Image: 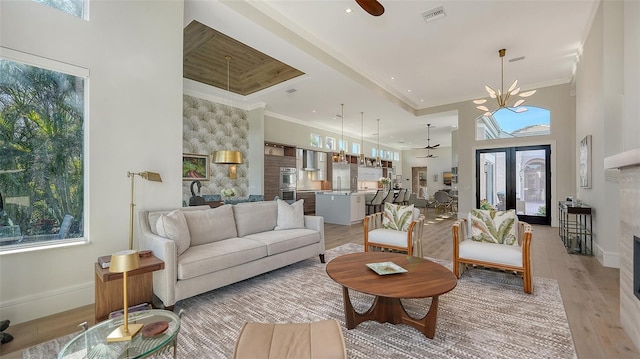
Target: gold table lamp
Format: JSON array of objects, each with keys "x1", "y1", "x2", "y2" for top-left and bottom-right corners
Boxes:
[{"x1": 107, "y1": 250, "x2": 143, "y2": 342}]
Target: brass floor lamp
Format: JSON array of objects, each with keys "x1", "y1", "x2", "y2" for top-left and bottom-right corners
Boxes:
[{"x1": 127, "y1": 171, "x2": 162, "y2": 250}]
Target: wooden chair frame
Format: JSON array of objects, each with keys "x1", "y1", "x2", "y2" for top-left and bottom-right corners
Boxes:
[
  {"x1": 452, "y1": 218, "x2": 533, "y2": 294},
  {"x1": 363, "y1": 211, "x2": 424, "y2": 257}
]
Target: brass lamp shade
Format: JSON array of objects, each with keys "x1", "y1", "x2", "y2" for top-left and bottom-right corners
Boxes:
[
  {"x1": 107, "y1": 250, "x2": 142, "y2": 342},
  {"x1": 139, "y1": 171, "x2": 162, "y2": 182},
  {"x1": 213, "y1": 150, "x2": 243, "y2": 164},
  {"x1": 109, "y1": 249, "x2": 140, "y2": 273}
]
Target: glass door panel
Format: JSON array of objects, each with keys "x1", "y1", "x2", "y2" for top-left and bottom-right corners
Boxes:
[{"x1": 476, "y1": 145, "x2": 550, "y2": 225}]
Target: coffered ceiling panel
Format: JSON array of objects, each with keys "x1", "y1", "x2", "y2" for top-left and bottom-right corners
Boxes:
[{"x1": 183, "y1": 20, "x2": 305, "y2": 96}]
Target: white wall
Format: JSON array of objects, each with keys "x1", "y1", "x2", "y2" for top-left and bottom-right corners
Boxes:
[
  {"x1": 575, "y1": 0, "x2": 624, "y2": 267},
  {"x1": 0, "y1": 0, "x2": 184, "y2": 324},
  {"x1": 415, "y1": 83, "x2": 576, "y2": 228},
  {"x1": 401, "y1": 147, "x2": 454, "y2": 198}
]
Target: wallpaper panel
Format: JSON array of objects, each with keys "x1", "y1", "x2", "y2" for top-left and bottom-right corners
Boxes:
[{"x1": 182, "y1": 94, "x2": 249, "y2": 204}]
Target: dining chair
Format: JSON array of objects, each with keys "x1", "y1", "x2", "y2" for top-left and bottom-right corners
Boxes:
[
  {"x1": 365, "y1": 190, "x2": 384, "y2": 215},
  {"x1": 434, "y1": 190, "x2": 453, "y2": 214},
  {"x1": 392, "y1": 189, "x2": 406, "y2": 205},
  {"x1": 380, "y1": 189, "x2": 395, "y2": 206},
  {"x1": 402, "y1": 190, "x2": 412, "y2": 205}
]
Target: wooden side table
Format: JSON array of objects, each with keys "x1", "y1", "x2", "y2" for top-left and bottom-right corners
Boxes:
[{"x1": 94, "y1": 255, "x2": 164, "y2": 322}]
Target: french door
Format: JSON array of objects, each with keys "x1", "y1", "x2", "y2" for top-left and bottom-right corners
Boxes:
[{"x1": 476, "y1": 145, "x2": 551, "y2": 225}]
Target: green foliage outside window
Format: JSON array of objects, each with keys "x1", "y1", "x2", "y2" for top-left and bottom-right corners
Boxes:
[{"x1": 0, "y1": 58, "x2": 84, "y2": 244}]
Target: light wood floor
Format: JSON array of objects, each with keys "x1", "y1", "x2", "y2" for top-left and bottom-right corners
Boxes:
[{"x1": 1, "y1": 211, "x2": 639, "y2": 358}]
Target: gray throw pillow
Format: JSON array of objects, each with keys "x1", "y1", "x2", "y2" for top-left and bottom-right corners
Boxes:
[
  {"x1": 156, "y1": 209, "x2": 191, "y2": 255},
  {"x1": 275, "y1": 199, "x2": 305, "y2": 230}
]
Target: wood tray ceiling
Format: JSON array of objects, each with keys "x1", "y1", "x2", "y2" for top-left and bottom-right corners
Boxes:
[{"x1": 184, "y1": 21, "x2": 305, "y2": 96}]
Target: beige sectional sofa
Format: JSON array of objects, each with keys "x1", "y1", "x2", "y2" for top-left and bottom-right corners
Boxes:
[{"x1": 138, "y1": 201, "x2": 325, "y2": 307}]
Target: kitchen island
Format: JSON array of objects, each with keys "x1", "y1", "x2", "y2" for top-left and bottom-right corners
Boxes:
[{"x1": 315, "y1": 192, "x2": 366, "y2": 225}]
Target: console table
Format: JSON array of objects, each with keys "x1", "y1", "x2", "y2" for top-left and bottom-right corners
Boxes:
[{"x1": 558, "y1": 201, "x2": 593, "y2": 255}]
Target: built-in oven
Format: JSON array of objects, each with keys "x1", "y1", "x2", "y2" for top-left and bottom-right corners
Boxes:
[
  {"x1": 279, "y1": 167, "x2": 297, "y2": 203},
  {"x1": 280, "y1": 167, "x2": 297, "y2": 189},
  {"x1": 279, "y1": 189, "x2": 296, "y2": 202}
]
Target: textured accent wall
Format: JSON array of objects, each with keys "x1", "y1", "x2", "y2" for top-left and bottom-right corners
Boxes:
[{"x1": 182, "y1": 95, "x2": 249, "y2": 204}]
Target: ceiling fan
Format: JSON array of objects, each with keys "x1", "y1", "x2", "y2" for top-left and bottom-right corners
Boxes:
[
  {"x1": 416, "y1": 124, "x2": 439, "y2": 158},
  {"x1": 356, "y1": 0, "x2": 385, "y2": 16}
]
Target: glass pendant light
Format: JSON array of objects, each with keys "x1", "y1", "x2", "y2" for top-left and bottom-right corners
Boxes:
[
  {"x1": 375, "y1": 119, "x2": 382, "y2": 167},
  {"x1": 338, "y1": 104, "x2": 348, "y2": 164},
  {"x1": 359, "y1": 112, "x2": 366, "y2": 166}
]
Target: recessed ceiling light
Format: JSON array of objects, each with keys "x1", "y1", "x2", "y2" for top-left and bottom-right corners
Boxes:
[
  {"x1": 345, "y1": 8, "x2": 352, "y2": 13},
  {"x1": 420, "y1": 99, "x2": 424, "y2": 102},
  {"x1": 391, "y1": 76, "x2": 395, "y2": 80},
  {"x1": 312, "y1": 110, "x2": 316, "y2": 113},
  {"x1": 407, "y1": 89, "x2": 411, "y2": 92}
]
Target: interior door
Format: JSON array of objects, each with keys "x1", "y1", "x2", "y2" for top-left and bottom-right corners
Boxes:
[{"x1": 476, "y1": 145, "x2": 551, "y2": 225}]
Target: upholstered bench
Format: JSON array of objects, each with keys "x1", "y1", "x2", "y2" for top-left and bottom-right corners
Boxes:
[{"x1": 233, "y1": 319, "x2": 347, "y2": 359}]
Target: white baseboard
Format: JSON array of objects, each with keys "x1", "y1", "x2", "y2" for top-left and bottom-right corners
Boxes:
[
  {"x1": 594, "y1": 243, "x2": 620, "y2": 268},
  {"x1": 0, "y1": 281, "x2": 94, "y2": 325}
]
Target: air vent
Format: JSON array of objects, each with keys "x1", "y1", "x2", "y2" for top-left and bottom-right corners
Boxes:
[
  {"x1": 509, "y1": 56, "x2": 525, "y2": 63},
  {"x1": 422, "y1": 6, "x2": 445, "y2": 23},
  {"x1": 286, "y1": 88, "x2": 297, "y2": 93}
]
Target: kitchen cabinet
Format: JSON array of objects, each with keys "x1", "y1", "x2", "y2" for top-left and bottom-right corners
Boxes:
[
  {"x1": 358, "y1": 167, "x2": 383, "y2": 181},
  {"x1": 296, "y1": 191, "x2": 316, "y2": 215},
  {"x1": 316, "y1": 192, "x2": 365, "y2": 225},
  {"x1": 350, "y1": 193, "x2": 366, "y2": 222}
]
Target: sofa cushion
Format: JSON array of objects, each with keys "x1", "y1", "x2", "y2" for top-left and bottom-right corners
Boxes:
[
  {"x1": 382, "y1": 203, "x2": 415, "y2": 231},
  {"x1": 458, "y1": 239, "x2": 523, "y2": 267},
  {"x1": 182, "y1": 205, "x2": 237, "y2": 246},
  {"x1": 147, "y1": 205, "x2": 210, "y2": 235},
  {"x1": 244, "y1": 228, "x2": 320, "y2": 256},
  {"x1": 233, "y1": 201, "x2": 278, "y2": 237},
  {"x1": 469, "y1": 209, "x2": 518, "y2": 245},
  {"x1": 156, "y1": 209, "x2": 191, "y2": 256},
  {"x1": 177, "y1": 238, "x2": 267, "y2": 280},
  {"x1": 275, "y1": 199, "x2": 305, "y2": 230}
]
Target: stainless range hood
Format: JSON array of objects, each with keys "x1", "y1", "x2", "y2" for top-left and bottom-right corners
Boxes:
[{"x1": 302, "y1": 150, "x2": 319, "y2": 171}]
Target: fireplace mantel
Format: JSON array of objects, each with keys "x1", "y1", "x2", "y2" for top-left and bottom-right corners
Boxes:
[{"x1": 605, "y1": 148, "x2": 640, "y2": 169}]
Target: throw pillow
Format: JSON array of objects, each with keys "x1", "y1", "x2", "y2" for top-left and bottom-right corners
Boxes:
[
  {"x1": 156, "y1": 209, "x2": 191, "y2": 256},
  {"x1": 382, "y1": 202, "x2": 415, "y2": 232},
  {"x1": 275, "y1": 199, "x2": 305, "y2": 230},
  {"x1": 469, "y1": 209, "x2": 518, "y2": 245}
]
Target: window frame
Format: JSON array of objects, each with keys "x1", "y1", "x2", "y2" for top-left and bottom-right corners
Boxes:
[{"x1": 0, "y1": 47, "x2": 89, "y2": 255}]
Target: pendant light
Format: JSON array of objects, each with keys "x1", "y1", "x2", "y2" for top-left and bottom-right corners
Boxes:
[
  {"x1": 375, "y1": 119, "x2": 382, "y2": 167},
  {"x1": 337, "y1": 104, "x2": 348, "y2": 164},
  {"x1": 359, "y1": 112, "x2": 366, "y2": 166},
  {"x1": 473, "y1": 48, "x2": 536, "y2": 116},
  {"x1": 212, "y1": 55, "x2": 243, "y2": 177}
]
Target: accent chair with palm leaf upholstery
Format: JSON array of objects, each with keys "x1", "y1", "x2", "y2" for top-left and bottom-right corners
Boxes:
[
  {"x1": 452, "y1": 209, "x2": 533, "y2": 293},
  {"x1": 363, "y1": 202, "x2": 425, "y2": 257}
]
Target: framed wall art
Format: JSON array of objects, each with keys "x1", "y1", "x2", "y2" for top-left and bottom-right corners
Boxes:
[
  {"x1": 579, "y1": 135, "x2": 591, "y2": 188},
  {"x1": 182, "y1": 153, "x2": 209, "y2": 180}
]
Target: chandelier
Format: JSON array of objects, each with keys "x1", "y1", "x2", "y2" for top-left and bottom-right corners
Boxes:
[
  {"x1": 473, "y1": 48, "x2": 536, "y2": 116},
  {"x1": 337, "y1": 104, "x2": 348, "y2": 164}
]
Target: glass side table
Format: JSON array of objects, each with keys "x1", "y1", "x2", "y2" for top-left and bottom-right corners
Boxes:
[{"x1": 58, "y1": 309, "x2": 181, "y2": 359}]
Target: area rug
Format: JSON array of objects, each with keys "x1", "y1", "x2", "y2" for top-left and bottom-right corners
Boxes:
[{"x1": 25, "y1": 243, "x2": 576, "y2": 358}]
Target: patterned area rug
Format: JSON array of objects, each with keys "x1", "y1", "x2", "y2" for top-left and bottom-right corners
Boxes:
[{"x1": 25, "y1": 243, "x2": 576, "y2": 358}]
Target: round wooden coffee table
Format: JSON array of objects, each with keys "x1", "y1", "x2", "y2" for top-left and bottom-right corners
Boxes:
[{"x1": 326, "y1": 252, "x2": 457, "y2": 339}]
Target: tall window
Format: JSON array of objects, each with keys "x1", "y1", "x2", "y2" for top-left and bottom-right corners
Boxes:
[
  {"x1": 0, "y1": 54, "x2": 86, "y2": 252},
  {"x1": 33, "y1": 0, "x2": 86, "y2": 19},
  {"x1": 310, "y1": 133, "x2": 321, "y2": 148},
  {"x1": 352, "y1": 143, "x2": 360, "y2": 155},
  {"x1": 338, "y1": 139, "x2": 348, "y2": 152}
]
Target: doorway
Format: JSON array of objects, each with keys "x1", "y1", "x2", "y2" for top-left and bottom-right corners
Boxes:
[
  {"x1": 476, "y1": 145, "x2": 551, "y2": 225},
  {"x1": 412, "y1": 167, "x2": 428, "y2": 198}
]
